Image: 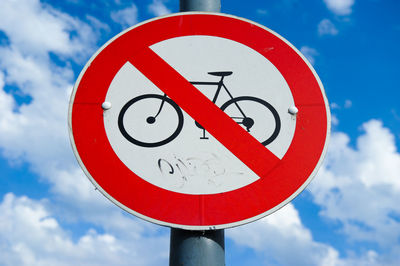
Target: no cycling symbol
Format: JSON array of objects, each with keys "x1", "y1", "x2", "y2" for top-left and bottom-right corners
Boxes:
[
  {"x1": 106, "y1": 40, "x2": 291, "y2": 196},
  {"x1": 69, "y1": 12, "x2": 330, "y2": 229}
]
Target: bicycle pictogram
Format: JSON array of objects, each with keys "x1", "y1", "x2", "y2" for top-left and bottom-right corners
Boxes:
[{"x1": 118, "y1": 71, "x2": 281, "y2": 147}]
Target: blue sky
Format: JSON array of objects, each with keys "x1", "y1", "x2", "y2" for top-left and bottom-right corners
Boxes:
[{"x1": 0, "y1": 0, "x2": 399, "y2": 265}]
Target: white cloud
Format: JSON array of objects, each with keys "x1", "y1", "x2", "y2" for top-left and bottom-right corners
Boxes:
[
  {"x1": 0, "y1": 0, "x2": 96, "y2": 173},
  {"x1": 331, "y1": 102, "x2": 340, "y2": 109},
  {"x1": 0, "y1": 193, "x2": 168, "y2": 266},
  {"x1": 111, "y1": 4, "x2": 138, "y2": 28},
  {"x1": 344, "y1": 99, "x2": 352, "y2": 108},
  {"x1": 229, "y1": 204, "x2": 341, "y2": 265},
  {"x1": 318, "y1": 19, "x2": 339, "y2": 36},
  {"x1": 309, "y1": 120, "x2": 400, "y2": 256},
  {"x1": 86, "y1": 15, "x2": 111, "y2": 36},
  {"x1": 330, "y1": 100, "x2": 352, "y2": 110},
  {"x1": 300, "y1": 46, "x2": 318, "y2": 65},
  {"x1": 0, "y1": 0, "x2": 96, "y2": 58},
  {"x1": 148, "y1": 0, "x2": 171, "y2": 17},
  {"x1": 0, "y1": 0, "x2": 98, "y2": 167},
  {"x1": 323, "y1": 0, "x2": 355, "y2": 16},
  {"x1": 331, "y1": 114, "x2": 339, "y2": 126},
  {"x1": 0, "y1": 47, "x2": 73, "y2": 168}
]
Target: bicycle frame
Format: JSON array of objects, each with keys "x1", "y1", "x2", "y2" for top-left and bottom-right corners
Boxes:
[
  {"x1": 190, "y1": 76, "x2": 247, "y2": 118},
  {"x1": 153, "y1": 74, "x2": 247, "y2": 121}
]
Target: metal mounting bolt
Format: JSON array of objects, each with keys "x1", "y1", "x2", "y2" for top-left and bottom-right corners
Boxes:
[
  {"x1": 288, "y1": 106, "x2": 298, "y2": 115},
  {"x1": 102, "y1": 101, "x2": 112, "y2": 110}
]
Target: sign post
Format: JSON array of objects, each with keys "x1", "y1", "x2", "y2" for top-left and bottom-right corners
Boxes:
[
  {"x1": 180, "y1": 0, "x2": 221, "y2": 12},
  {"x1": 68, "y1": 3, "x2": 330, "y2": 266},
  {"x1": 170, "y1": 2, "x2": 224, "y2": 265}
]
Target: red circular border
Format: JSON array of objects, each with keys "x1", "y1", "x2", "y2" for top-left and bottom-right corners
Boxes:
[{"x1": 70, "y1": 13, "x2": 329, "y2": 229}]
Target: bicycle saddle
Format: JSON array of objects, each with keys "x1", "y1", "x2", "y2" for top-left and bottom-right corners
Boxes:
[{"x1": 208, "y1": 71, "x2": 233, "y2": 77}]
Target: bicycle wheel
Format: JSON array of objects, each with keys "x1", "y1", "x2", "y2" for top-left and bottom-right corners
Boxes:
[
  {"x1": 118, "y1": 94, "x2": 184, "y2": 147},
  {"x1": 220, "y1": 96, "x2": 281, "y2": 146}
]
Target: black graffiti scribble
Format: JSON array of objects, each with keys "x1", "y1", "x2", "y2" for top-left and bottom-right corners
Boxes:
[{"x1": 157, "y1": 153, "x2": 244, "y2": 188}]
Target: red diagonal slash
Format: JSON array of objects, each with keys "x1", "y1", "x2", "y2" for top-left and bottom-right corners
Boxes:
[{"x1": 129, "y1": 47, "x2": 280, "y2": 179}]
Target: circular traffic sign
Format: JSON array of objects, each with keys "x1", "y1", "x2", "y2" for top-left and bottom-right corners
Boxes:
[{"x1": 68, "y1": 12, "x2": 330, "y2": 230}]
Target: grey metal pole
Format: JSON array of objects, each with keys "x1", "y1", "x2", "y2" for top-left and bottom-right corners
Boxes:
[
  {"x1": 169, "y1": 229, "x2": 225, "y2": 265},
  {"x1": 169, "y1": 1, "x2": 224, "y2": 265},
  {"x1": 180, "y1": 0, "x2": 221, "y2": 12}
]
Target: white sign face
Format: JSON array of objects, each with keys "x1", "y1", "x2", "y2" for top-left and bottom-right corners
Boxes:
[{"x1": 103, "y1": 35, "x2": 296, "y2": 194}]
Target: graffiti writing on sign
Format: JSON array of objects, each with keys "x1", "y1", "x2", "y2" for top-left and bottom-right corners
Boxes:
[{"x1": 157, "y1": 153, "x2": 243, "y2": 188}]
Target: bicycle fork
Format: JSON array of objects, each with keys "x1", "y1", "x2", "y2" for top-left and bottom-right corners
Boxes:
[
  {"x1": 147, "y1": 93, "x2": 169, "y2": 124},
  {"x1": 219, "y1": 84, "x2": 254, "y2": 132}
]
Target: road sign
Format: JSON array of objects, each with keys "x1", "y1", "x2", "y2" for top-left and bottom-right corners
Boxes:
[{"x1": 69, "y1": 12, "x2": 330, "y2": 230}]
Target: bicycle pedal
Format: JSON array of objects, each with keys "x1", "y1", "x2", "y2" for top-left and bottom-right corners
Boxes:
[{"x1": 200, "y1": 137, "x2": 209, "y2": 140}]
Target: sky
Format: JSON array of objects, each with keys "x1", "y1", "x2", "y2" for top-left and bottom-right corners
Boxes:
[{"x1": 0, "y1": 0, "x2": 399, "y2": 265}]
